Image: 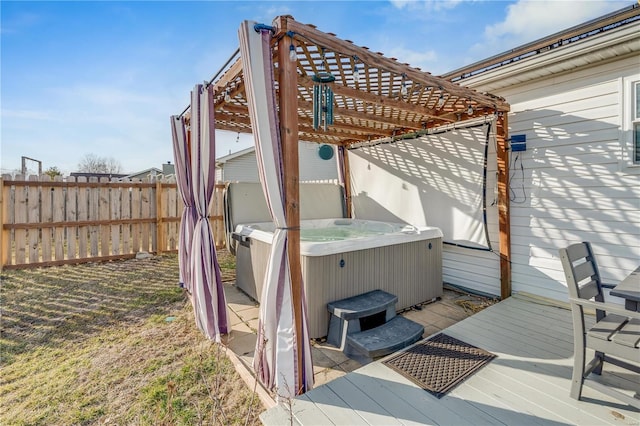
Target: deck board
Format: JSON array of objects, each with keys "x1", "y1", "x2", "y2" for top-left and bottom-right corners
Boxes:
[
  {"x1": 452, "y1": 308, "x2": 575, "y2": 357},
  {"x1": 298, "y1": 385, "x2": 370, "y2": 425},
  {"x1": 293, "y1": 394, "x2": 336, "y2": 425},
  {"x1": 463, "y1": 364, "x2": 592, "y2": 424},
  {"x1": 261, "y1": 296, "x2": 640, "y2": 425},
  {"x1": 344, "y1": 369, "x2": 453, "y2": 425},
  {"x1": 464, "y1": 358, "x2": 621, "y2": 425},
  {"x1": 324, "y1": 375, "x2": 405, "y2": 425},
  {"x1": 355, "y1": 363, "x2": 506, "y2": 425},
  {"x1": 285, "y1": 394, "x2": 337, "y2": 425}
]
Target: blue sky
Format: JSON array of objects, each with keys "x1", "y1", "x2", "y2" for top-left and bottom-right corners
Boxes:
[{"x1": 1, "y1": 0, "x2": 631, "y2": 175}]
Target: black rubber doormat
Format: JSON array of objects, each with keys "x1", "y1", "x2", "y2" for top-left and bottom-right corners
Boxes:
[{"x1": 383, "y1": 333, "x2": 496, "y2": 398}]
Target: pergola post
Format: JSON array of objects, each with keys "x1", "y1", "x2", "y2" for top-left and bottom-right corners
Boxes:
[
  {"x1": 496, "y1": 113, "x2": 511, "y2": 299},
  {"x1": 342, "y1": 146, "x2": 353, "y2": 218},
  {"x1": 275, "y1": 16, "x2": 305, "y2": 394}
]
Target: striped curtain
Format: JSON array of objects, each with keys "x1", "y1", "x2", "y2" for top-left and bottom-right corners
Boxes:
[
  {"x1": 170, "y1": 115, "x2": 195, "y2": 291},
  {"x1": 239, "y1": 21, "x2": 314, "y2": 398},
  {"x1": 170, "y1": 84, "x2": 228, "y2": 341}
]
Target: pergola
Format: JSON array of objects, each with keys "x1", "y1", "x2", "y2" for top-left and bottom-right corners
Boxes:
[{"x1": 185, "y1": 15, "x2": 511, "y2": 395}]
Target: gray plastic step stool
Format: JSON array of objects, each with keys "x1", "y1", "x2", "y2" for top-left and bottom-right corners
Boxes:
[
  {"x1": 345, "y1": 316, "x2": 424, "y2": 364},
  {"x1": 326, "y1": 289, "x2": 424, "y2": 364},
  {"x1": 327, "y1": 290, "x2": 397, "y2": 350}
]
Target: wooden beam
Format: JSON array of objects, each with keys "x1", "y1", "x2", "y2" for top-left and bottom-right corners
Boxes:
[
  {"x1": 215, "y1": 81, "x2": 246, "y2": 109},
  {"x1": 297, "y1": 100, "x2": 425, "y2": 131},
  {"x1": 297, "y1": 131, "x2": 352, "y2": 145},
  {"x1": 298, "y1": 75, "x2": 456, "y2": 123},
  {"x1": 299, "y1": 117, "x2": 393, "y2": 138},
  {"x1": 274, "y1": 16, "x2": 306, "y2": 395},
  {"x1": 211, "y1": 59, "x2": 244, "y2": 96},
  {"x1": 2, "y1": 180, "x2": 161, "y2": 189},
  {"x1": 215, "y1": 112, "x2": 253, "y2": 126},
  {"x1": 216, "y1": 105, "x2": 394, "y2": 141},
  {"x1": 216, "y1": 103, "x2": 248, "y2": 115},
  {"x1": 219, "y1": 89, "x2": 451, "y2": 140},
  {"x1": 2, "y1": 217, "x2": 205, "y2": 230},
  {"x1": 2, "y1": 253, "x2": 138, "y2": 270},
  {"x1": 222, "y1": 98, "x2": 416, "y2": 135},
  {"x1": 496, "y1": 113, "x2": 511, "y2": 299}
]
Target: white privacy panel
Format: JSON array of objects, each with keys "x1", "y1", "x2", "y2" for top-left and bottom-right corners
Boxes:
[{"x1": 349, "y1": 123, "x2": 493, "y2": 249}]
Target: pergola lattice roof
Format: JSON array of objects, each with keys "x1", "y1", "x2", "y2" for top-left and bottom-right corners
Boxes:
[{"x1": 204, "y1": 16, "x2": 510, "y2": 146}]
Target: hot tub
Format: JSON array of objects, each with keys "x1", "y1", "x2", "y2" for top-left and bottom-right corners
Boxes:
[{"x1": 234, "y1": 218, "x2": 443, "y2": 339}]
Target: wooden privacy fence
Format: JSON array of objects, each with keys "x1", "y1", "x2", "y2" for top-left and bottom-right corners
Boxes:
[{"x1": 0, "y1": 175, "x2": 226, "y2": 270}]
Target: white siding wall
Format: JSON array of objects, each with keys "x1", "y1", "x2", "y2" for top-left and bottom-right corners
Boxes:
[
  {"x1": 221, "y1": 152, "x2": 260, "y2": 182},
  {"x1": 219, "y1": 141, "x2": 338, "y2": 183},
  {"x1": 473, "y1": 55, "x2": 640, "y2": 302},
  {"x1": 298, "y1": 142, "x2": 340, "y2": 182}
]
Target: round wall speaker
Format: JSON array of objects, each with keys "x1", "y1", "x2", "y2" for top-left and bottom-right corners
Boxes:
[{"x1": 318, "y1": 144, "x2": 334, "y2": 160}]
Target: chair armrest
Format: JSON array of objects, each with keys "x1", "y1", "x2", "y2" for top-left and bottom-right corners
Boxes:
[
  {"x1": 569, "y1": 298, "x2": 640, "y2": 319},
  {"x1": 601, "y1": 283, "x2": 616, "y2": 289}
]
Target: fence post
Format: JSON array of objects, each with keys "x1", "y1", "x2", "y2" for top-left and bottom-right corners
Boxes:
[
  {"x1": 0, "y1": 176, "x2": 6, "y2": 271},
  {"x1": 27, "y1": 175, "x2": 39, "y2": 264},
  {"x1": 156, "y1": 179, "x2": 163, "y2": 254}
]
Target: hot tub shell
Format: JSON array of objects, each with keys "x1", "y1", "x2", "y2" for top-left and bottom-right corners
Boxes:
[{"x1": 235, "y1": 219, "x2": 443, "y2": 339}]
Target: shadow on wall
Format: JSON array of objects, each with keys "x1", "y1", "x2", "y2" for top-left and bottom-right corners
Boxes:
[
  {"x1": 503, "y1": 107, "x2": 639, "y2": 298},
  {"x1": 346, "y1": 109, "x2": 639, "y2": 299},
  {"x1": 350, "y1": 191, "x2": 405, "y2": 223},
  {"x1": 349, "y1": 123, "x2": 494, "y2": 249}
]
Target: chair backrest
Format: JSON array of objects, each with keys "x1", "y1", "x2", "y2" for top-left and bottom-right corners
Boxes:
[{"x1": 559, "y1": 242, "x2": 606, "y2": 320}]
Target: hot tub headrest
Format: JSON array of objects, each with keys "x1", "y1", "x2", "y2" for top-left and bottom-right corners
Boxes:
[{"x1": 224, "y1": 182, "x2": 345, "y2": 252}]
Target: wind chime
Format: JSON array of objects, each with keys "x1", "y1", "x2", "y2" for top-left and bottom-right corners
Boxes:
[{"x1": 312, "y1": 49, "x2": 335, "y2": 131}]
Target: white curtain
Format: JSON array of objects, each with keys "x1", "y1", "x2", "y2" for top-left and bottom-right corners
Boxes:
[
  {"x1": 239, "y1": 20, "x2": 314, "y2": 398},
  {"x1": 349, "y1": 123, "x2": 494, "y2": 249}
]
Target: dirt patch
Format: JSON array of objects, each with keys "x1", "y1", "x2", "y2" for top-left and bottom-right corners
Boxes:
[{"x1": 0, "y1": 251, "x2": 263, "y2": 425}]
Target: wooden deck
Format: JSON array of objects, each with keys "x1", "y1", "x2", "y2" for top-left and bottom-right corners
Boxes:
[{"x1": 261, "y1": 295, "x2": 640, "y2": 425}]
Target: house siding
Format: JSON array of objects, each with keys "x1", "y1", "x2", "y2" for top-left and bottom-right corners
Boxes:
[
  {"x1": 218, "y1": 141, "x2": 338, "y2": 183},
  {"x1": 466, "y1": 53, "x2": 640, "y2": 301},
  {"x1": 298, "y1": 142, "x2": 339, "y2": 182},
  {"x1": 220, "y1": 152, "x2": 261, "y2": 182}
]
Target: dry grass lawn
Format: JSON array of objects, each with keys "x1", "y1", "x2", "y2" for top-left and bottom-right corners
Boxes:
[{"x1": 0, "y1": 251, "x2": 263, "y2": 425}]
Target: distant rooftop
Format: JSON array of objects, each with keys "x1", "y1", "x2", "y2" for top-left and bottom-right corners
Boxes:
[
  {"x1": 69, "y1": 172, "x2": 128, "y2": 179},
  {"x1": 216, "y1": 146, "x2": 255, "y2": 164}
]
